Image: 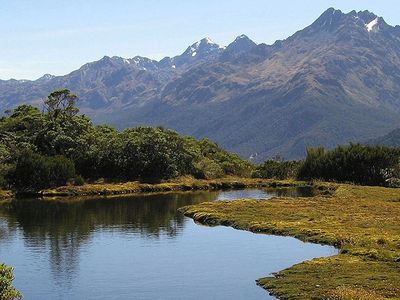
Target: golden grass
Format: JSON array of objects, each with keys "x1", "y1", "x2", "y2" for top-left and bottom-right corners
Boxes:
[
  {"x1": 40, "y1": 177, "x2": 303, "y2": 198},
  {"x1": 180, "y1": 183, "x2": 400, "y2": 299},
  {"x1": 0, "y1": 189, "x2": 12, "y2": 201},
  {"x1": 329, "y1": 286, "x2": 388, "y2": 300}
]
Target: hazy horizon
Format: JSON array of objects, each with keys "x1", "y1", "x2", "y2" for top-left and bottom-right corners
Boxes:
[{"x1": 1, "y1": 0, "x2": 399, "y2": 80}]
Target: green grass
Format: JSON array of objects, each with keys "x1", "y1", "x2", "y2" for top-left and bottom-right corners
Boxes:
[{"x1": 180, "y1": 183, "x2": 400, "y2": 299}]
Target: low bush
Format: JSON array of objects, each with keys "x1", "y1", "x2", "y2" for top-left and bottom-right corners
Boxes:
[
  {"x1": 73, "y1": 175, "x2": 85, "y2": 186},
  {"x1": 0, "y1": 263, "x2": 21, "y2": 300},
  {"x1": 252, "y1": 160, "x2": 301, "y2": 179}
]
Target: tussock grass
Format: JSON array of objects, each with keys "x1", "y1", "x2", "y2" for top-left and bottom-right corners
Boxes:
[{"x1": 180, "y1": 183, "x2": 400, "y2": 299}]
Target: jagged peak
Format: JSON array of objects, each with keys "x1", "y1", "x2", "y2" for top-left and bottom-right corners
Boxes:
[
  {"x1": 81, "y1": 55, "x2": 129, "y2": 70},
  {"x1": 307, "y1": 7, "x2": 391, "y2": 34},
  {"x1": 314, "y1": 8, "x2": 380, "y2": 24},
  {"x1": 225, "y1": 34, "x2": 256, "y2": 51},
  {"x1": 309, "y1": 8, "x2": 345, "y2": 30},
  {"x1": 356, "y1": 10, "x2": 378, "y2": 21},
  {"x1": 37, "y1": 73, "x2": 55, "y2": 81},
  {"x1": 201, "y1": 37, "x2": 217, "y2": 45},
  {"x1": 98, "y1": 55, "x2": 129, "y2": 63},
  {"x1": 233, "y1": 34, "x2": 254, "y2": 42},
  {"x1": 321, "y1": 7, "x2": 343, "y2": 17},
  {"x1": 354, "y1": 11, "x2": 388, "y2": 33},
  {"x1": 190, "y1": 37, "x2": 220, "y2": 49},
  {"x1": 100, "y1": 55, "x2": 112, "y2": 61},
  {"x1": 219, "y1": 34, "x2": 257, "y2": 61},
  {"x1": 182, "y1": 37, "x2": 222, "y2": 57},
  {"x1": 131, "y1": 56, "x2": 154, "y2": 63},
  {"x1": 109, "y1": 56, "x2": 131, "y2": 64},
  {"x1": 237, "y1": 34, "x2": 249, "y2": 39}
]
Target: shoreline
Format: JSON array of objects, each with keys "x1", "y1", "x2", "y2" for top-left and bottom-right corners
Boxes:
[
  {"x1": 179, "y1": 184, "x2": 400, "y2": 299},
  {"x1": 1, "y1": 178, "x2": 309, "y2": 200},
  {"x1": 180, "y1": 205, "x2": 340, "y2": 299}
]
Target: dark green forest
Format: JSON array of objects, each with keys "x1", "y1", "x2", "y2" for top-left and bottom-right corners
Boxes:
[{"x1": 0, "y1": 90, "x2": 252, "y2": 192}]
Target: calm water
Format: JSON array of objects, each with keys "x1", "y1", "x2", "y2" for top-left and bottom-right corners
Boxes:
[{"x1": 0, "y1": 188, "x2": 336, "y2": 300}]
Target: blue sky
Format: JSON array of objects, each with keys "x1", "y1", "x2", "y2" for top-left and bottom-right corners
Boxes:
[{"x1": 1, "y1": 0, "x2": 399, "y2": 80}]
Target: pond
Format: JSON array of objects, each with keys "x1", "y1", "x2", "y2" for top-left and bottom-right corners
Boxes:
[{"x1": 0, "y1": 188, "x2": 337, "y2": 299}]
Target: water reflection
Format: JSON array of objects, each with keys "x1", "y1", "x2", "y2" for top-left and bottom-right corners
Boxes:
[
  {"x1": 0, "y1": 188, "x2": 314, "y2": 246},
  {"x1": 264, "y1": 186, "x2": 317, "y2": 198},
  {"x1": 0, "y1": 192, "x2": 224, "y2": 281},
  {"x1": 215, "y1": 186, "x2": 315, "y2": 200},
  {"x1": 2, "y1": 191, "x2": 218, "y2": 237}
]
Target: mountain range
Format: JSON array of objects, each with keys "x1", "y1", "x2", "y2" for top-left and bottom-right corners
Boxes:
[{"x1": 1, "y1": 8, "x2": 400, "y2": 161}]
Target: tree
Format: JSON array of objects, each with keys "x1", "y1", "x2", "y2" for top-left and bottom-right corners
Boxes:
[
  {"x1": 0, "y1": 105, "x2": 46, "y2": 159},
  {"x1": 44, "y1": 89, "x2": 79, "y2": 122},
  {"x1": 121, "y1": 128, "x2": 185, "y2": 182}
]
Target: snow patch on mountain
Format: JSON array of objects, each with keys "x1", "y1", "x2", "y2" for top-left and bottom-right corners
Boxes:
[{"x1": 366, "y1": 17, "x2": 379, "y2": 32}]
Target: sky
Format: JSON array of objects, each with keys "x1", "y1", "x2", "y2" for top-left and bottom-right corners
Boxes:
[{"x1": 1, "y1": 0, "x2": 399, "y2": 80}]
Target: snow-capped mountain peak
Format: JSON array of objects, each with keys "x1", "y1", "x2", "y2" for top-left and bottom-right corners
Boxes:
[{"x1": 37, "y1": 74, "x2": 55, "y2": 81}]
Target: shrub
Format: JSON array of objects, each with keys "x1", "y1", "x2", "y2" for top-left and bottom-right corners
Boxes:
[
  {"x1": 0, "y1": 164, "x2": 14, "y2": 189},
  {"x1": 0, "y1": 263, "x2": 21, "y2": 300},
  {"x1": 253, "y1": 160, "x2": 301, "y2": 179},
  {"x1": 193, "y1": 157, "x2": 225, "y2": 179},
  {"x1": 47, "y1": 155, "x2": 76, "y2": 187},
  {"x1": 381, "y1": 159, "x2": 400, "y2": 187},
  {"x1": 298, "y1": 144, "x2": 400, "y2": 186},
  {"x1": 73, "y1": 175, "x2": 85, "y2": 186},
  {"x1": 7, "y1": 151, "x2": 75, "y2": 192}
]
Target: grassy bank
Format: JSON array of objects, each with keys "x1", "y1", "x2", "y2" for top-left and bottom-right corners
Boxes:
[
  {"x1": 42, "y1": 178, "x2": 303, "y2": 197},
  {"x1": 180, "y1": 184, "x2": 400, "y2": 299},
  {"x1": 0, "y1": 177, "x2": 306, "y2": 200}
]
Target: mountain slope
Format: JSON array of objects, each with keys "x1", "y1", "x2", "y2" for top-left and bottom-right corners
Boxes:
[
  {"x1": 367, "y1": 128, "x2": 400, "y2": 147},
  {"x1": 105, "y1": 8, "x2": 400, "y2": 159},
  {"x1": 1, "y1": 8, "x2": 400, "y2": 161}
]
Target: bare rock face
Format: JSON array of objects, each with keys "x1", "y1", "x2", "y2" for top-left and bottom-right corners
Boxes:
[{"x1": 2, "y1": 8, "x2": 400, "y2": 161}]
